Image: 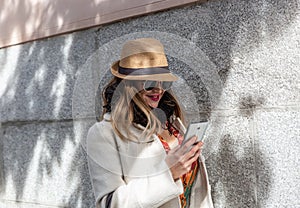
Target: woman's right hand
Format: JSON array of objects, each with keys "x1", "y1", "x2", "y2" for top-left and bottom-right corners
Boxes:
[{"x1": 165, "y1": 136, "x2": 203, "y2": 180}]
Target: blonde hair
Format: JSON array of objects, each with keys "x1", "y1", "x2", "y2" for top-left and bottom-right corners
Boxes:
[{"x1": 102, "y1": 77, "x2": 185, "y2": 142}]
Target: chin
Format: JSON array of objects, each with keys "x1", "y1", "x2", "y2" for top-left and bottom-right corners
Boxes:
[{"x1": 147, "y1": 100, "x2": 161, "y2": 108}]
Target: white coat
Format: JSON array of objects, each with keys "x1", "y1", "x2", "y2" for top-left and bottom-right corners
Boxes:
[{"x1": 87, "y1": 113, "x2": 214, "y2": 208}]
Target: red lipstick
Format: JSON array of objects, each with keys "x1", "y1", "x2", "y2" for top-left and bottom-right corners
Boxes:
[{"x1": 147, "y1": 95, "x2": 160, "y2": 102}]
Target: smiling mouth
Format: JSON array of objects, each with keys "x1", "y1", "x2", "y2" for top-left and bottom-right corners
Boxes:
[{"x1": 147, "y1": 95, "x2": 160, "y2": 102}]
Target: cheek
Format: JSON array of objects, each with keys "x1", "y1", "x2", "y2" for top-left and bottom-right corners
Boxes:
[
  {"x1": 139, "y1": 92, "x2": 148, "y2": 103},
  {"x1": 139, "y1": 93, "x2": 153, "y2": 107},
  {"x1": 142, "y1": 94, "x2": 150, "y2": 105}
]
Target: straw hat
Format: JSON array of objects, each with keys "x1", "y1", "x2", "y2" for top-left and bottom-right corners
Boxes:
[{"x1": 111, "y1": 38, "x2": 178, "y2": 81}]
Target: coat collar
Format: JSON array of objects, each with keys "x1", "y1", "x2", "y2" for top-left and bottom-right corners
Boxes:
[{"x1": 103, "y1": 113, "x2": 154, "y2": 143}]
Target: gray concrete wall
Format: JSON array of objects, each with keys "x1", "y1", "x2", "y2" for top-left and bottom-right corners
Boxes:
[{"x1": 0, "y1": 0, "x2": 299, "y2": 207}]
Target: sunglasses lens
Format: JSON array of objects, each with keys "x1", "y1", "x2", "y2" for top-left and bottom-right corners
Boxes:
[
  {"x1": 143, "y1": 81, "x2": 173, "y2": 91},
  {"x1": 162, "y1": 81, "x2": 172, "y2": 90},
  {"x1": 144, "y1": 81, "x2": 156, "y2": 91}
]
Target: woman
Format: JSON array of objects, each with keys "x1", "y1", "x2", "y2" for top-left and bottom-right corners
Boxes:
[{"x1": 87, "y1": 38, "x2": 214, "y2": 208}]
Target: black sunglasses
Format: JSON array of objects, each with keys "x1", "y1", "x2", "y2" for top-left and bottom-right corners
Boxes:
[{"x1": 143, "y1": 80, "x2": 173, "y2": 91}]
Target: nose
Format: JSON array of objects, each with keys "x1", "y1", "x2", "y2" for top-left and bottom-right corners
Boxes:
[
  {"x1": 152, "y1": 82, "x2": 164, "y2": 92},
  {"x1": 156, "y1": 81, "x2": 162, "y2": 89}
]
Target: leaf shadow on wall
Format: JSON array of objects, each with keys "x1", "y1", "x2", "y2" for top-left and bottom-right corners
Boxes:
[{"x1": 207, "y1": 134, "x2": 271, "y2": 208}]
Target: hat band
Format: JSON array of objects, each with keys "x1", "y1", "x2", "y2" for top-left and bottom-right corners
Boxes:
[{"x1": 118, "y1": 66, "x2": 169, "y2": 75}]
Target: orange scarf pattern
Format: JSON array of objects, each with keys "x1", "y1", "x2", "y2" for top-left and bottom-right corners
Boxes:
[{"x1": 157, "y1": 122, "x2": 199, "y2": 208}]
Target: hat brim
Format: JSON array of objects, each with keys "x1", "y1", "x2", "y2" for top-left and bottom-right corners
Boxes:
[{"x1": 110, "y1": 61, "x2": 178, "y2": 81}]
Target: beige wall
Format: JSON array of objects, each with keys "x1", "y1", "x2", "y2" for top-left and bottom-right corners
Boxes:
[{"x1": 0, "y1": 0, "x2": 206, "y2": 48}]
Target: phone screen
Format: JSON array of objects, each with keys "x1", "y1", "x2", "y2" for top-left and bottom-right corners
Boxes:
[{"x1": 183, "y1": 121, "x2": 209, "y2": 144}]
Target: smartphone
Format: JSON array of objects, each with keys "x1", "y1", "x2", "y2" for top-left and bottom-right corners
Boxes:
[{"x1": 182, "y1": 121, "x2": 209, "y2": 145}]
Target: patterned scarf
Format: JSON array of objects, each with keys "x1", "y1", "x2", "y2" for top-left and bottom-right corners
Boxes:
[{"x1": 157, "y1": 122, "x2": 199, "y2": 208}]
